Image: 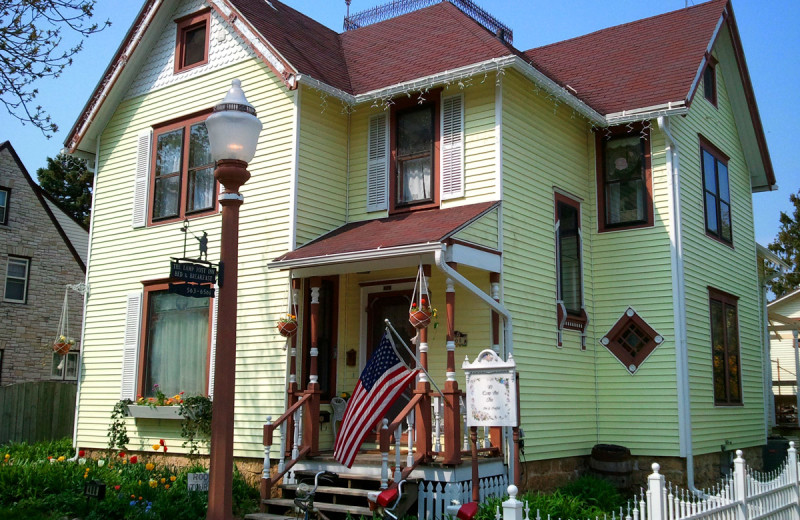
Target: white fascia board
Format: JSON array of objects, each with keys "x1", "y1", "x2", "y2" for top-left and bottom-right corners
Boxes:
[
  {"x1": 686, "y1": 14, "x2": 726, "y2": 104},
  {"x1": 267, "y1": 242, "x2": 443, "y2": 271},
  {"x1": 605, "y1": 102, "x2": 689, "y2": 126},
  {"x1": 757, "y1": 243, "x2": 789, "y2": 271},
  {"x1": 445, "y1": 243, "x2": 502, "y2": 272},
  {"x1": 768, "y1": 287, "x2": 800, "y2": 309}
]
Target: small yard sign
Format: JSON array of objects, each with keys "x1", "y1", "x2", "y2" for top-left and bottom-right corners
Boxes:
[
  {"x1": 462, "y1": 349, "x2": 517, "y2": 427},
  {"x1": 188, "y1": 472, "x2": 209, "y2": 492}
]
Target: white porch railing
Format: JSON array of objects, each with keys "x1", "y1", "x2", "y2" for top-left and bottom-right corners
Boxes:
[{"x1": 499, "y1": 443, "x2": 800, "y2": 520}]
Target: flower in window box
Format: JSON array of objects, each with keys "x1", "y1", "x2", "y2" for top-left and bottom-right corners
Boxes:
[
  {"x1": 277, "y1": 314, "x2": 298, "y2": 338},
  {"x1": 53, "y1": 335, "x2": 75, "y2": 355}
]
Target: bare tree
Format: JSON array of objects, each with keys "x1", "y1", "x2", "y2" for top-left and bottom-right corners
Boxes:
[{"x1": 0, "y1": 0, "x2": 110, "y2": 137}]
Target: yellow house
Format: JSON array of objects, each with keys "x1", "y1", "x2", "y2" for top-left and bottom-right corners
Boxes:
[{"x1": 65, "y1": 0, "x2": 778, "y2": 514}]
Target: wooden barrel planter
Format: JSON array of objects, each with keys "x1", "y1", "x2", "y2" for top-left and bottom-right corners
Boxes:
[{"x1": 589, "y1": 444, "x2": 633, "y2": 489}]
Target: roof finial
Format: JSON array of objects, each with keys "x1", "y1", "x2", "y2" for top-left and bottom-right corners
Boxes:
[{"x1": 346, "y1": 0, "x2": 351, "y2": 18}]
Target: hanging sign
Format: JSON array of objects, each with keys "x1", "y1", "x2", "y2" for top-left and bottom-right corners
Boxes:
[
  {"x1": 463, "y1": 349, "x2": 518, "y2": 427},
  {"x1": 169, "y1": 283, "x2": 215, "y2": 299},
  {"x1": 170, "y1": 261, "x2": 217, "y2": 284}
]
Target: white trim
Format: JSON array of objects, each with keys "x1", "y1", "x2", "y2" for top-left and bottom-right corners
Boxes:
[
  {"x1": 495, "y1": 77, "x2": 503, "y2": 201},
  {"x1": 686, "y1": 14, "x2": 726, "y2": 104},
  {"x1": 359, "y1": 281, "x2": 415, "y2": 369},
  {"x1": 67, "y1": 0, "x2": 163, "y2": 151},
  {"x1": 207, "y1": 0, "x2": 288, "y2": 77},
  {"x1": 288, "y1": 87, "x2": 301, "y2": 251},
  {"x1": 268, "y1": 242, "x2": 442, "y2": 270},
  {"x1": 440, "y1": 92, "x2": 465, "y2": 200},
  {"x1": 605, "y1": 102, "x2": 688, "y2": 125},
  {"x1": 767, "y1": 287, "x2": 800, "y2": 309},
  {"x1": 445, "y1": 243, "x2": 502, "y2": 273}
]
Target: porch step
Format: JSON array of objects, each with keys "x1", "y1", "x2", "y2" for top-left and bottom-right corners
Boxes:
[
  {"x1": 244, "y1": 514, "x2": 296, "y2": 520},
  {"x1": 281, "y1": 484, "x2": 373, "y2": 498},
  {"x1": 259, "y1": 497, "x2": 374, "y2": 517}
]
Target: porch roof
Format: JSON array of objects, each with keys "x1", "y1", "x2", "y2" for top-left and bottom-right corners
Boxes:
[{"x1": 269, "y1": 201, "x2": 499, "y2": 270}]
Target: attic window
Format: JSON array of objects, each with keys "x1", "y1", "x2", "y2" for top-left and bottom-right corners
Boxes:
[
  {"x1": 703, "y1": 59, "x2": 717, "y2": 106},
  {"x1": 175, "y1": 10, "x2": 210, "y2": 73},
  {"x1": 601, "y1": 307, "x2": 663, "y2": 374}
]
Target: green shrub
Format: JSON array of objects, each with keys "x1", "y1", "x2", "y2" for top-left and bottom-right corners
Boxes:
[{"x1": 560, "y1": 475, "x2": 625, "y2": 513}]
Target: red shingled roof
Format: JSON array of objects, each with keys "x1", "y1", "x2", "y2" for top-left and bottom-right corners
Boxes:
[
  {"x1": 275, "y1": 201, "x2": 498, "y2": 263},
  {"x1": 340, "y1": 3, "x2": 512, "y2": 95},
  {"x1": 524, "y1": 0, "x2": 727, "y2": 115}
]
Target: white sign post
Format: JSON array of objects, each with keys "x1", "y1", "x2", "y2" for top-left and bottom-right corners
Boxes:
[{"x1": 463, "y1": 349, "x2": 518, "y2": 427}]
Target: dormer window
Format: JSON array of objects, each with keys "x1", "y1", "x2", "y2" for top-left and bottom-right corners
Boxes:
[{"x1": 175, "y1": 10, "x2": 210, "y2": 73}]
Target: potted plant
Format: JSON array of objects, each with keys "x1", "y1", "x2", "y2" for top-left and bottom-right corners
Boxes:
[
  {"x1": 409, "y1": 297, "x2": 433, "y2": 329},
  {"x1": 53, "y1": 335, "x2": 75, "y2": 355},
  {"x1": 277, "y1": 314, "x2": 298, "y2": 338}
]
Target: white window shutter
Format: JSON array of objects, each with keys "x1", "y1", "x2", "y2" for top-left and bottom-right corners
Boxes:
[
  {"x1": 441, "y1": 94, "x2": 465, "y2": 199},
  {"x1": 121, "y1": 292, "x2": 142, "y2": 400},
  {"x1": 132, "y1": 129, "x2": 152, "y2": 228},
  {"x1": 208, "y1": 287, "x2": 219, "y2": 399},
  {"x1": 367, "y1": 113, "x2": 388, "y2": 212}
]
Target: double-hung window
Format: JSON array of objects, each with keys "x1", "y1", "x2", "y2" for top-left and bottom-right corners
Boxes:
[
  {"x1": 700, "y1": 137, "x2": 732, "y2": 244},
  {"x1": 366, "y1": 91, "x2": 463, "y2": 214},
  {"x1": 51, "y1": 351, "x2": 79, "y2": 381},
  {"x1": 149, "y1": 113, "x2": 216, "y2": 225},
  {"x1": 597, "y1": 128, "x2": 652, "y2": 231},
  {"x1": 0, "y1": 187, "x2": 9, "y2": 225},
  {"x1": 555, "y1": 193, "x2": 583, "y2": 316},
  {"x1": 4, "y1": 256, "x2": 30, "y2": 303},
  {"x1": 709, "y1": 288, "x2": 741, "y2": 405},
  {"x1": 137, "y1": 283, "x2": 213, "y2": 398},
  {"x1": 175, "y1": 10, "x2": 210, "y2": 73}
]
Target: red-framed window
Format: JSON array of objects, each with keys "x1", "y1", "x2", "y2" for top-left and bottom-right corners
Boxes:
[
  {"x1": 596, "y1": 126, "x2": 653, "y2": 232},
  {"x1": 149, "y1": 111, "x2": 217, "y2": 225},
  {"x1": 389, "y1": 92, "x2": 441, "y2": 213},
  {"x1": 138, "y1": 281, "x2": 213, "y2": 398},
  {"x1": 700, "y1": 136, "x2": 732, "y2": 245},
  {"x1": 709, "y1": 287, "x2": 741, "y2": 405},
  {"x1": 174, "y1": 9, "x2": 210, "y2": 73}
]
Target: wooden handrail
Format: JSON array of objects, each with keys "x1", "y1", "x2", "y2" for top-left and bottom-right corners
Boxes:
[
  {"x1": 387, "y1": 393, "x2": 423, "y2": 433},
  {"x1": 263, "y1": 392, "x2": 312, "y2": 445},
  {"x1": 400, "y1": 451, "x2": 426, "y2": 481},
  {"x1": 269, "y1": 446, "x2": 311, "y2": 485}
]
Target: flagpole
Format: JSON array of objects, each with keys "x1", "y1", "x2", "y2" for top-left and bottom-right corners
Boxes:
[{"x1": 384, "y1": 319, "x2": 450, "y2": 408}]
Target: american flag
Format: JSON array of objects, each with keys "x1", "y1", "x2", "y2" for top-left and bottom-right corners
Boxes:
[{"x1": 333, "y1": 331, "x2": 418, "y2": 468}]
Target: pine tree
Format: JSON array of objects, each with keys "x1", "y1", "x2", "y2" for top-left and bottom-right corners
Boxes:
[
  {"x1": 36, "y1": 153, "x2": 93, "y2": 227},
  {"x1": 768, "y1": 191, "x2": 800, "y2": 299}
]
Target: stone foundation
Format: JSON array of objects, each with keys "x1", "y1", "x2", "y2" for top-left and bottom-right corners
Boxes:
[{"x1": 520, "y1": 446, "x2": 765, "y2": 493}]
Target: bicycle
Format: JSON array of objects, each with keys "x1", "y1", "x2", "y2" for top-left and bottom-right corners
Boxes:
[{"x1": 293, "y1": 470, "x2": 337, "y2": 520}]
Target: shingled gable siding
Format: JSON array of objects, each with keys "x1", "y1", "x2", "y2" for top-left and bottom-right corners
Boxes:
[
  {"x1": 295, "y1": 86, "x2": 347, "y2": 246},
  {"x1": 501, "y1": 70, "x2": 598, "y2": 460},
  {"x1": 77, "y1": 55, "x2": 295, "y2": 455},
  {"x1": 674, "y1": 52, "x2": 766, "y2": 454},
  {"x1": 348, "y1": 79, "x2": 499, "y2": 222},
  {"x1": 591, "y1": 125, "x2": 679, "y2": 456}
]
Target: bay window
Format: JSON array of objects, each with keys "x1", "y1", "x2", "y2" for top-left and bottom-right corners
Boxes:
[{"x1": 597, "y1": 127, "x2": 652, "y2": 231}]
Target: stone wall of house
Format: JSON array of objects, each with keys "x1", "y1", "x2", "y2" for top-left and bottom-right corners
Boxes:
[
  {"x1": 520, "y1": 446, "x2": 765, "y2": 494},
  {"x1": 0, "y1": 146, "x2": 86, "y2": 385}
]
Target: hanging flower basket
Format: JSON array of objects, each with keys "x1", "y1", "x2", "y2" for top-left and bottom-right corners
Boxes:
[
  {"x1": 277, "y1": 315, "x2": 298, "y2": 338},
  {"x1": 409, "y1": 306, "x2": 432, "y2": 329},
  {"x1": 53, "y1": 336, "x2": 75, "y2": 356}
]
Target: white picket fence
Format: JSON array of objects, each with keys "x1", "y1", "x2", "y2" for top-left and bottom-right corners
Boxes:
[
  {"x1": 418, "y1": 474, "x2": 510, "y2": 519},
  {"x1": 498, "y1": 443, "x2": 800, "y2": 520}
]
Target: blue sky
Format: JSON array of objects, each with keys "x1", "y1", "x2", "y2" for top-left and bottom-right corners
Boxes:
[{"x1": 0, "y1": 0, "x2": 796, "y2": 246}]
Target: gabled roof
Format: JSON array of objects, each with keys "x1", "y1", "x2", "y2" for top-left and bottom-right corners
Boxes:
[
  {"x1": 0, "y1": 141, "x2": 88, "y2": 272},
  {"x1": 271, "y1": 201, "x2": 498, "y2": 267},
  {"x1": 66, "y1": 0, "x2": 775, "y2": 189},
  {"x1": 524, "y1": 0, "x2": 727, "y2": 117}
]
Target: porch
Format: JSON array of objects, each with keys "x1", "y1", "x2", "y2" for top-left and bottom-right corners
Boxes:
[{"x1": 257, "y1": 202, "x2": 519, "y2": 515}]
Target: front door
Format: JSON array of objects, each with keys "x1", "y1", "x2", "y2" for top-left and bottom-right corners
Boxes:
[{"x1": 366, "y1": 291, "x2": 418, "y2": 425}]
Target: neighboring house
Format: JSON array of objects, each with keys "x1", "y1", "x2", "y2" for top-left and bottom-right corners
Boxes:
[
  {"x1": 64, "y1": 0, "x2": 777, "y2": 504},
  {"x1": 0, "y1": 141, "x2": 87, "y2": 385},
  {"x1": 766, "y1": 288, "x2": 800, "y2": 425}
]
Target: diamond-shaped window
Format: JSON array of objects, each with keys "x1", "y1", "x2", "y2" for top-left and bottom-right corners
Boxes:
[{"x1": 601, "y1": 307, "x2": 663, "y2": 374}]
